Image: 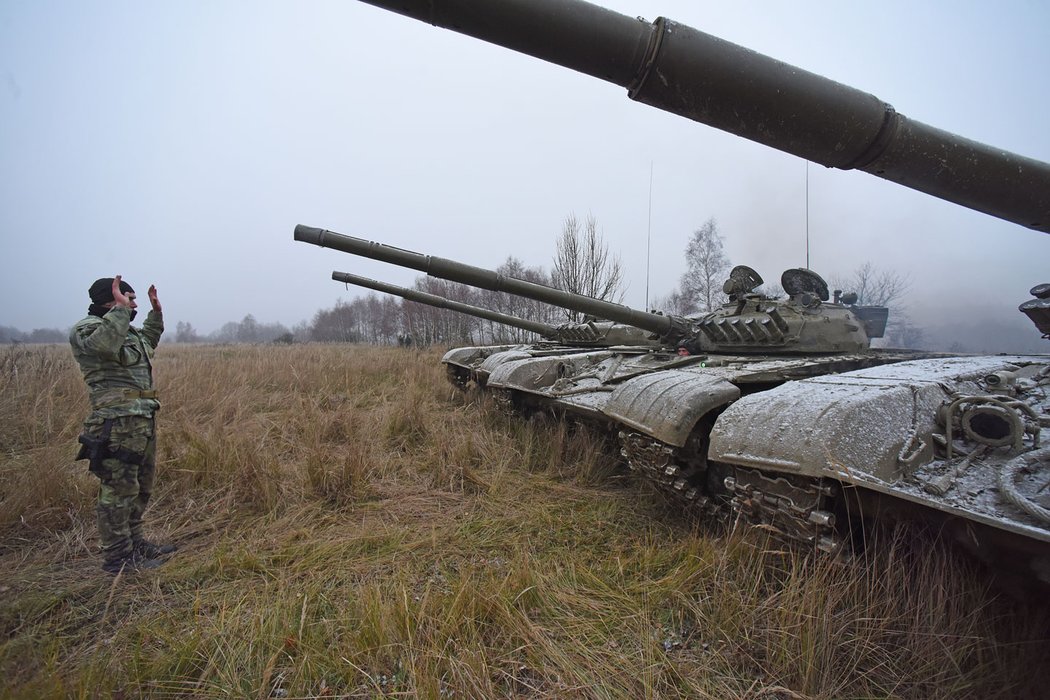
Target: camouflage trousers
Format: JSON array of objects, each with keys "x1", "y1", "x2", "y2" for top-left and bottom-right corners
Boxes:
[{"x1": 81, "y1": 414, "x2": 157, "y2": 563}]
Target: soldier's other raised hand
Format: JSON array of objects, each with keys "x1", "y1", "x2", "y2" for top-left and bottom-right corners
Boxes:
[
  {"x1": 111, "y1": 275, "x2": 135, "y2": 309},
  {"x1": 148, "y1": 285, "x2": 162, "y2": 313}
]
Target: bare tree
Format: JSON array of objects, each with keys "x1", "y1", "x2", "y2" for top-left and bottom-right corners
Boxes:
[
  {"x1": 310, "y1": 300, "x2": 360, "y2": 342},
  {"x1": 236, "y1": 314, "x2": 259, "y2": 343},
  {"x1": 400, "y1": 277, "x2": 479, "y2": 346},
  {"x1": 651, "y1": 290, "x2": 693, "y2": 316},
  {"x1": 833, "y1": 262, "x2": 911, "y2": 307},
  {"x1": 757, "y1": 282, "x2": 785, "y2": 299},
  {"x1": 830, "y1": 262, "x2": 914, "y2": 349},
  {"x1": 887, "y1": 317, "x2": 925, "y2": 349},
  {"x1": 677, "y1": 218, "x2": 730, "y2": 314},
  {"x1": 0, "y1": 325, "x2": 23, "y2": 343},
  {"x1": 551, "y1": 213, "x2": 625, "y2": 322},
  {"x1": 478, "y1": 257, "x2": 560, "y2": 343},
  {"x1": 25, "y1": 328, "x2": 65, "y2": 343},
  {"x1": 358, "y1": 293, "x2": 400, "y2": 345},
  {"x1": 377, "y1": 296, "x2": 401, "y2": 344},
  {"x1": 174, "y1": 321, "x2": 199, "y2": 343},
  {"x1": 291, "y1": 321, "x2": 312, "y2": 343}
]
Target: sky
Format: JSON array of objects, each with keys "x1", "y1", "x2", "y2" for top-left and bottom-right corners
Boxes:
[{"x1": 2, "y1": 0, "x2": 1049, "y2": 348}]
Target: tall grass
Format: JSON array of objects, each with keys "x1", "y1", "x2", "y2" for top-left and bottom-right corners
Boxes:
[{"x1": 0, "y1": 343, "x2": 1047, "y2": 698}]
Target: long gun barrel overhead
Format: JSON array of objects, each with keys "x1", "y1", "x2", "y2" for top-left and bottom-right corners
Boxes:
[
  {"x1": 298, "y1": 225, "x2": 682, "y2": 337},
  {"x1": 355, "y1": 0, "x2": 1050, "y2": 232},
  {"x1": 332, "y1": 270, "x2": 556, "y2": 337}
]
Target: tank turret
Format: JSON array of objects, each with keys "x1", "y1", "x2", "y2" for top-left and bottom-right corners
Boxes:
[
  {"x1": 332, "y1": 270, "x2": 659, "y2": 346},
  {"x1": 1020, "y1": 283, "x2": 1050, "y2": 338},
  {"x1": 298, "y1": 225, "x2": 886, "y2": 354},
  {"x1": 354, "y1": 0, "x2": 1050, "y2": 232}
]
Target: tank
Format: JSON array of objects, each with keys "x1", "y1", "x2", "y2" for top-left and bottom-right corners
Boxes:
[
  {"x1": 296, "y1": 1, "x2": 1050, "y2": 581},
  {"x1": 331, "y1": 269, "x2": 661, "y2": 386},
  {"x1": 298, "y1": 227, "x2": 1047, "y2": 561}
]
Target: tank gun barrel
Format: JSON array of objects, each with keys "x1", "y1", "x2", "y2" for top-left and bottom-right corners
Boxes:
[
  {"x1": 332, "y1": 270, "x2": 556, "y2": 337},
  {"x1": 355, "y1": 0, "x2": 1050, "y2": 232},
  {"x1": 298, "y1": 225, "x2": 682, "y2": 338}
]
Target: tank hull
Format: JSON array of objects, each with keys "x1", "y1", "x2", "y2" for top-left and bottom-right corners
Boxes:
[{"x1": 444, "y1": 344, "x2": 1050, "y2": 581}]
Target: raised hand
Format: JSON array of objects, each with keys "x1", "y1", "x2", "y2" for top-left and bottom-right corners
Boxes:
[
  {"x1": 148, "y1": 284, "x2": 162, "y2": 313},
  {"x1": 112, "y1": 275, "x2": 134, "y2": 308}
]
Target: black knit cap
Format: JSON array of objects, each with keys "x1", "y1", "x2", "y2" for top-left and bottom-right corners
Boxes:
[{"x1": 88, "y1": 277, "x2": 134, "y2": 305}]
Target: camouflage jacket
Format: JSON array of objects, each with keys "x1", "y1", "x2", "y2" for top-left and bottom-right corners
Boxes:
[{"x1": 69, "y1": 306, "x2": 164, "y2": 418}]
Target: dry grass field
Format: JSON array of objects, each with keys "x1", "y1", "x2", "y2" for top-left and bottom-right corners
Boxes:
[{"x1": 1, "y1": 343, "x2": 1048, "y2": 699}]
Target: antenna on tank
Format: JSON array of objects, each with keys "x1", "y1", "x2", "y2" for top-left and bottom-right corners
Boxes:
[
  {"x1": 645, "y1": 161, "x2": 653, "y2": 311},
  {"x1": 805, "y1": 161, "x2": 811, "y2": 269}
]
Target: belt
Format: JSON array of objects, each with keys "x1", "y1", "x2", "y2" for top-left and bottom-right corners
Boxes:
[{"x1": 91, "y1": 388, "x2": 159, "y2": 409}]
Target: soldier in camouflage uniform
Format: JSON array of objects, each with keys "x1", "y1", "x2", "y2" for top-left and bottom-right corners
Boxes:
[{"x1": 70, "y1": 276, "x2": 176, "y2": 574}]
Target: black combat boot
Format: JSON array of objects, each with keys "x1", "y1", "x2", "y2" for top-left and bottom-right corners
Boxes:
[
  {"x1": 133, "y1": 539, "x2": 177, "y2": 558},
  {"x1": 102, "y1": 551, "x2": 164, "y2": 575}
]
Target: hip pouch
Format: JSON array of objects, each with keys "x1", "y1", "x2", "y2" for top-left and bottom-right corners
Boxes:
[{"x1": 75, "y1": 419, "x2": 146, "y2": 476}]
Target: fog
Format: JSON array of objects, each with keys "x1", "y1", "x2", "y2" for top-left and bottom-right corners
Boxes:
[{"x1": 2, "y1": 0, "x2": 1048, "y2": 351}]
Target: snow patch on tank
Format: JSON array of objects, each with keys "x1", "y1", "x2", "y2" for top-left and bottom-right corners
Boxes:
[
  {"x1": 708, "y1": 355, "x2": 1028, "y2": 482},
  {"x1": 487, "y1": 351, "x2": 613, "y2": 391},
  {"x1": 478, "y1": 349, "x2": 535, "y2": 378}
]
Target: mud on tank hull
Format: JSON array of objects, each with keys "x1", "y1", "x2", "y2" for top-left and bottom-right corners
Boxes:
[{"x1": 443, "y1": 347, "x2": 1050, "y2": 581}]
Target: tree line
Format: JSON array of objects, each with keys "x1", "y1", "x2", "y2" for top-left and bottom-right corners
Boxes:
[
  {"x1": 163, "y1": 214, "x2": 623, "y2": 347},
  {"x1": 5, "y1": 214, "x2": 925, "y2": 349},
  {"x1": 0, "y1": 326, "x2": 67, "y2": 344},
  {"x1": 165, "y1": 255, "x2": 564, "y2": 347}
]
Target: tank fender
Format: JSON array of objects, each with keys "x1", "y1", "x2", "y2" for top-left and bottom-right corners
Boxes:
[
  {"x1": 487, "y1": 351, "x2": 613, "y2": 391},
  {"x1": 603, "y1": 369, "x2": 740, "y2": 447},
  {"x1": 477, "y1": 349, "x2": 535, "y2": 378},
  {"x1": 708, "y1": 356, "x2": 1027, "y2": 482},
  {"x1": 442, "y1": 344, "x2": 521, "y2": 369}
]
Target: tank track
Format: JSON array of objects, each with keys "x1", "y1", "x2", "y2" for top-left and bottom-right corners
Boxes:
[
  {"x1": 619, "y1": 430, "x2": 843, "y2": 554},
  {"x1": 724, "y1": 468, "x2": 843, "y2": 554},
  {"x1": 490, "y1": 388, "x2": 518, "y2": 416},
  {"x1": 618, "y1": 430, "x2": 709, "y2": 506},
  {"x1": 445, "y1": 365, "x2": 471, "y2": 389},
  {"x1": 467, "y1": 377, "x2": 846, "y2": 555}
]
